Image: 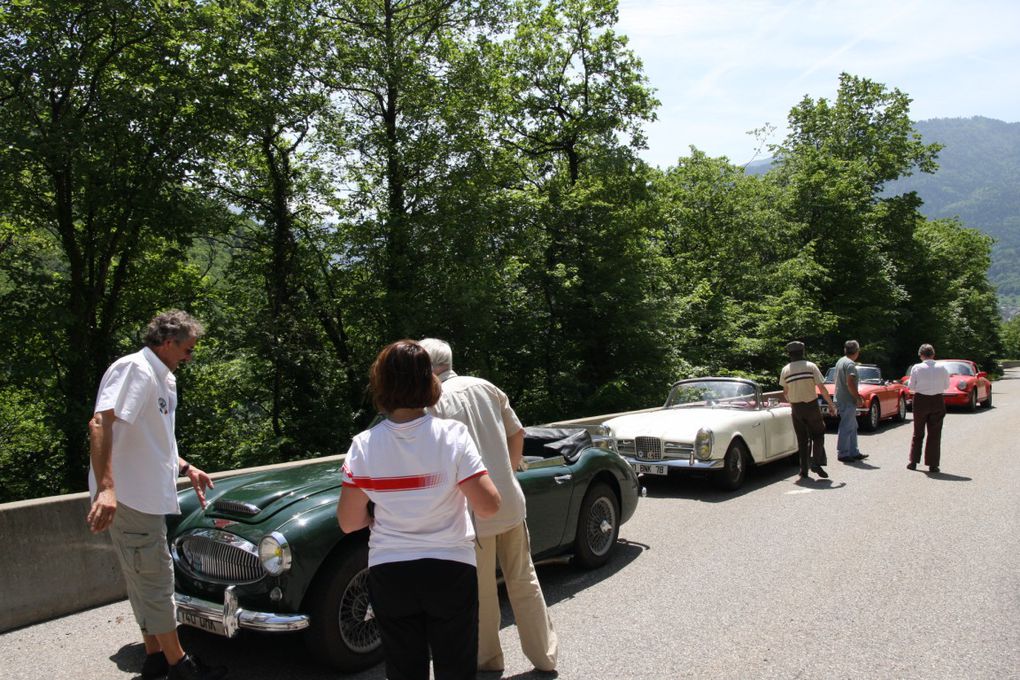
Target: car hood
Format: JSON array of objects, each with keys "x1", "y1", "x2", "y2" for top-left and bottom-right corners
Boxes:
[
  {"x1": 605, "y1": 407, "x2": 749, "y2": 442},
  {"x1": 189, "y1": 459, "x2": 342, "y2": 525}
]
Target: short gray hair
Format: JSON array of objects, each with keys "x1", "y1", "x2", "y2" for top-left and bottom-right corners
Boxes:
[
  {"x1": 918, "y1": 343, "x2": 935, "y2": 359},
  {"x1": 844, "y1": 339, "x2": 860, "y2": 356},
  {"x1": 419, "y1": 337, "x2": 453, "y2": 371},
  {"x1": 143, "y1": 310, "x2": 204, "y2": 347}
]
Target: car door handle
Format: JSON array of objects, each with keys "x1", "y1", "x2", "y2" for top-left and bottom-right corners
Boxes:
[
  {"x1": 554, "y1": 474, "x2": 572, "y2": 484},
  {"x1": 753, "y1": 422, "x2": 761, "y2": 428}
]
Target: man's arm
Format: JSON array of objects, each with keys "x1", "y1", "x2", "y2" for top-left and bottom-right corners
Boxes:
[
  {"x1": 848, "y1": 374, "x2": 863, "y2": 406},
  {"x1": 507, "y1": 427, "x2": 524, "y2": 472},
  {"x1": 86, "y1": 411, "x2": 117, "y2": 534}
]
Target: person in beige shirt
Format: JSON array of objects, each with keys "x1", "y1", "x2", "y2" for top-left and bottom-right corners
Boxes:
[
  {"x1": 779, "y1": 341, "x2": 836, "y2": 480},
  {"x1": 421, "y1": 338, "x2": 558, "y2": 674}
]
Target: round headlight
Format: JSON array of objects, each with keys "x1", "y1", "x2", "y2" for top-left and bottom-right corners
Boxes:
[
  {"x1": 259, "y1": 532, "x2": 292, "y2": 576},
  {"x1": 957, "y1": 380, "x2": 967, "y2": 391},
  {"x1": 695, "y1": 428, "x2": 714, "y2": 460}
]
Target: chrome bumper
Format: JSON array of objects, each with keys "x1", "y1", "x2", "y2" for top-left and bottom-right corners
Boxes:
[
  {"x1": 174, "y1": 586, "x2": 310, "y2": 637},
  {"x1": 624, "y1": 456, "x2": 723, "y2": 471}
]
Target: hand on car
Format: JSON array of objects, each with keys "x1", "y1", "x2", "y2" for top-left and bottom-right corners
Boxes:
[{"x1": 186, "y1": 466, "x2": 215, "y2": 508}]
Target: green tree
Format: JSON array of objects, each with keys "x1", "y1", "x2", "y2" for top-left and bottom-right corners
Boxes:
[
  {"x1": 486, "y1": 0, "x2": 665, "y2": 417},
  {"x1": 771, "y1": 73, "x2": 941, "y2": 368},
  {"x1": 0, "y1": 0, "x2": 230, "y2": 488}
]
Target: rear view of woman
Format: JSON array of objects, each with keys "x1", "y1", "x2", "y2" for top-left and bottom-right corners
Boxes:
[{"x1": 337, "y1": 339, "x2": 501, "y2": 680}]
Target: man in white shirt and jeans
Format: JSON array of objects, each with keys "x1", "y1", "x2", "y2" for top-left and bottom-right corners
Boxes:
[
  {"x1": 421, "y1": 338, "x2": 558, "y2": 674},
  {"x1": 907, "y1": 343, "x2": 951, "y2": 473},
  {"x1": 86, "y1": 310, "x2": 225, "y2": 680}
]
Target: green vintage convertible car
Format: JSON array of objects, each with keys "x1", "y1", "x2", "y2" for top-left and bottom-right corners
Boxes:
[{"x1": 168, "y1": 427, "x2": 640, "y2": 672}]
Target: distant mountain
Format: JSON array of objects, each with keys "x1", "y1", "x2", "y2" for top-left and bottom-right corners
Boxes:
[
  {"x1": 740, "y1": 117, "x2": 1020, "y2": 316},
  {"x1": 889, "y1": 117, "x2": 1020, "y2": 316}
]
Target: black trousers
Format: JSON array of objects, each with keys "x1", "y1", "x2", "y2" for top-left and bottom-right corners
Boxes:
[
  {"x1": 368, "y1": 558, "x2": 479, "y2": 680},
  {"x1": 910, "y1": 393, "x2": 946, "y2": 467},
  {"x1": 791, "y1": 401, "x2": 827, "y2": 474}
]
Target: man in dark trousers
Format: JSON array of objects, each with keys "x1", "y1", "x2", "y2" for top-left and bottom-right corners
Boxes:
[
  {"x1": 907, "y1": 343, "x2": 951, "y2": 473},
  {"x1": 780, "y1": 341, "x2": 837, "y2": 479}
]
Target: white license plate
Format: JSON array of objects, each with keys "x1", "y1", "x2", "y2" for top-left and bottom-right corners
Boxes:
[
  {"x1": 634, "y1": 463, "x2": 667, "y2": 476},
  {"x1": 177, "y1": 608, "x2": 226, "y2": 636}
]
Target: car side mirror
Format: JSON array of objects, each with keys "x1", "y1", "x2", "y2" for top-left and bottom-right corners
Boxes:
[{"x1": 977, "y1": 371, "x2": 988, "y2": 379}]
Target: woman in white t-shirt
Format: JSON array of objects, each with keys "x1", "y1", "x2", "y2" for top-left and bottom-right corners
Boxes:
[{"x1": 337, "y1": 339, "x2": 501, "y2": 680}]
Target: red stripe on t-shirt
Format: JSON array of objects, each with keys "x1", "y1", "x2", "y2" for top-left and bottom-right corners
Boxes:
[
  {"x1": 346, "y1": 472, "x2": 443, "y2": 492},
  {"x1": 457, "y1": 470, "x2": 489, "y2": 485}
]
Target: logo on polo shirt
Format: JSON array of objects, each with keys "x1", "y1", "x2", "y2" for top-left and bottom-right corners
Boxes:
[{"x1": 158, "y1": 397, "x2": 168, "y2": 415}]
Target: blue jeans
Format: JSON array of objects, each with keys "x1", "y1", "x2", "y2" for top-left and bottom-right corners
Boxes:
[{"x1": 836, "y1": 401, "x2": 860, "y2": 459}]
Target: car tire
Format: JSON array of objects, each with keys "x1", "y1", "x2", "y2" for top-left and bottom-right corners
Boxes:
[
  {"x1": 572, "y1": 482, "x2": 620, "y2": 570},
  {"x1": 303, "y1": 541, "x2": 383, "y2": 673},
  {"x1": 895, "y1": 395, "x2": 907, "y2": 421},
  {"x1": 861, "y1": 400, "x2": 880, "y2": 431},
  {"x1": 714, "y1": 440, "x2": 748, "y2": 491},
  {"x1": 968, "y1": 389, "x2": 978, "y2": 412},
  {"x1": 983, "y1": 389, "x2": 992, "y2": 408}
]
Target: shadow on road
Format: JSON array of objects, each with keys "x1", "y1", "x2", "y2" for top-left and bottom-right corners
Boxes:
[
  {"x1": 170, "y1": 541, "x2": 647, "y2": 680},
  {"x1": 109, "y1": 642, "x2": 146, "y2": 679},
  {"x1": 639, "y1": 454, "x2": 813, "y2": 502},
  {"x1": 925, "y1": 470, "x2": 972, "y2": 481},
  {"x1": 793, "y1": 477, "x2": 847, "y2": 490}
]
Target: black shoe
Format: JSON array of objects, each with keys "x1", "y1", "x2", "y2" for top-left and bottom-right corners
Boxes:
[
  {"x1": 142, "y1": 652, "x2": 169, "y2": 680},
  {"x1": 929, "y1": 466, "x2": 940, "y2": 473},
  {"x1": 167, "y1": 655, "x2": 227, "y2": 680},
  {"x1": 906, "y1": 462, "x2": 917, "y2": 470},
  {"x1": 799, "y1": 472, "x2": 809, "y2": 479},
  {"x1": 810, "y1": 465, "x2": 829, "y2": 478},
  {"x1": 853, "y1": 453, "x2": 869, "y2": 460}
]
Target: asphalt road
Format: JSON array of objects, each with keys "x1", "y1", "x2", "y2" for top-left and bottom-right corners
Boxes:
[{"x1": 3, "y1": 371, "x2": 1018, "y2": 680}]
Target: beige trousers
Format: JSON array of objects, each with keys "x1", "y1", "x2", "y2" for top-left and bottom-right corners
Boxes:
[{"x1": 476, "y1": 522, "x2": 558, "y2": 672}]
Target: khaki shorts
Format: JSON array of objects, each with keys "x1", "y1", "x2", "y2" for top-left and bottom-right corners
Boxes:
[{"x1": 109, "y1": 503, "x2": 177, "y2": 636}]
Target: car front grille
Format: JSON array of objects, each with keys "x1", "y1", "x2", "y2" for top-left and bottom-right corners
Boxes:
[
  {"x1": 635, "y1": 437, "x2": 662, "y2": 460},
  {"x1": 173, "y1": 529, "x2": 264, "y2": 585}
]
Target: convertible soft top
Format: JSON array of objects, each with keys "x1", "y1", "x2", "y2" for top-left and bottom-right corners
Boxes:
[{"x1": 523, "y1": 427, "x2": 592, "y2": 464}]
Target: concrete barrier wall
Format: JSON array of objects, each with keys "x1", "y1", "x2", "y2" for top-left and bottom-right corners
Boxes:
[{"x1": 0, "y1": 455, "x2": 342, "y2": 634}]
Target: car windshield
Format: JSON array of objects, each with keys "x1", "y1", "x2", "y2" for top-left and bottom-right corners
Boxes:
[
  {"x1": 664, "y1": 380, "x2": 758, "y2": 410},
  {"x1": 935, "y1": 361, "x2": 975, "y2": 376},
  {"x1": 823, "y1": 366, "x2": 882, "y2": 384}
]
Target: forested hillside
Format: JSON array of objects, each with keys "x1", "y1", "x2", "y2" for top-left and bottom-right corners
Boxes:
[
  {"x1": 889, "y1": 117, "x2": 1020, "y2": 315},
  {"x1": 0, "y1": 0, "x2": 1002, "y2": 502}
]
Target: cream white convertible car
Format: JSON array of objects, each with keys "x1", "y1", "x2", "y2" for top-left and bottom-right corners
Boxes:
[{"x1": 603, "y1": 378, "x2": 798, "y2": 490}]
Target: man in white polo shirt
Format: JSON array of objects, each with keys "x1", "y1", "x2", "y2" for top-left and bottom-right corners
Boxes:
[
  {"x1": 906, "y1": 343, "x2": 951, "y2": 473},
  {"x1": 421, "y1": 338, "x2": 558, "y2": 674},
  {"x1": 86, "y1": 310, "x2": 225, "y2": 680}
]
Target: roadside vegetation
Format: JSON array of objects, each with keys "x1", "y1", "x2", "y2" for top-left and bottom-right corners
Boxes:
[{"x1": 0, "y1": 0, "x2": 1002, "y2": 501}]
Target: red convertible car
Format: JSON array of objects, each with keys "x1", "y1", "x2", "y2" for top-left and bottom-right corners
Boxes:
[
  {"x1": 819, "y1": 364, "x2": 908, "y2": 431},
  {"x1": 900, "y1": 359, "x2": 992, "y2": 411}
]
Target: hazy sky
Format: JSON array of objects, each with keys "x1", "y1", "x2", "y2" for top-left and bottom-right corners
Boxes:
[{"x1": 616, "y1": 0, "x2": 1020, "y2": 167}]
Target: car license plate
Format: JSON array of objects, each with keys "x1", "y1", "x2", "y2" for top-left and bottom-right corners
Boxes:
[
  {"x1": 176, "y1": 608, "x2": 226, "y2": 636},
  {"x1": 634, "y1": 463, "x2": 667, "y2": 476}
]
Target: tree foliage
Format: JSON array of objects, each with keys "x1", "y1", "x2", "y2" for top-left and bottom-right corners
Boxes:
[{"x1": 0, "y1": 5, "x2": 1004, "y2": 502}]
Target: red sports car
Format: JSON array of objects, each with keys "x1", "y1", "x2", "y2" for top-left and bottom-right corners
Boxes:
[
  {"x1": 900, "y1": 359, "x2": 992, "y2": 411},
  {"x1": 819, "y1": 364, "x2": 908, "y2": 431}
]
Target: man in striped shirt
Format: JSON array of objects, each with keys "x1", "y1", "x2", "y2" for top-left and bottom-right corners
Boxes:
[{"x1": 780, "y1": 341, "x2": 837, "y2": 479}]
